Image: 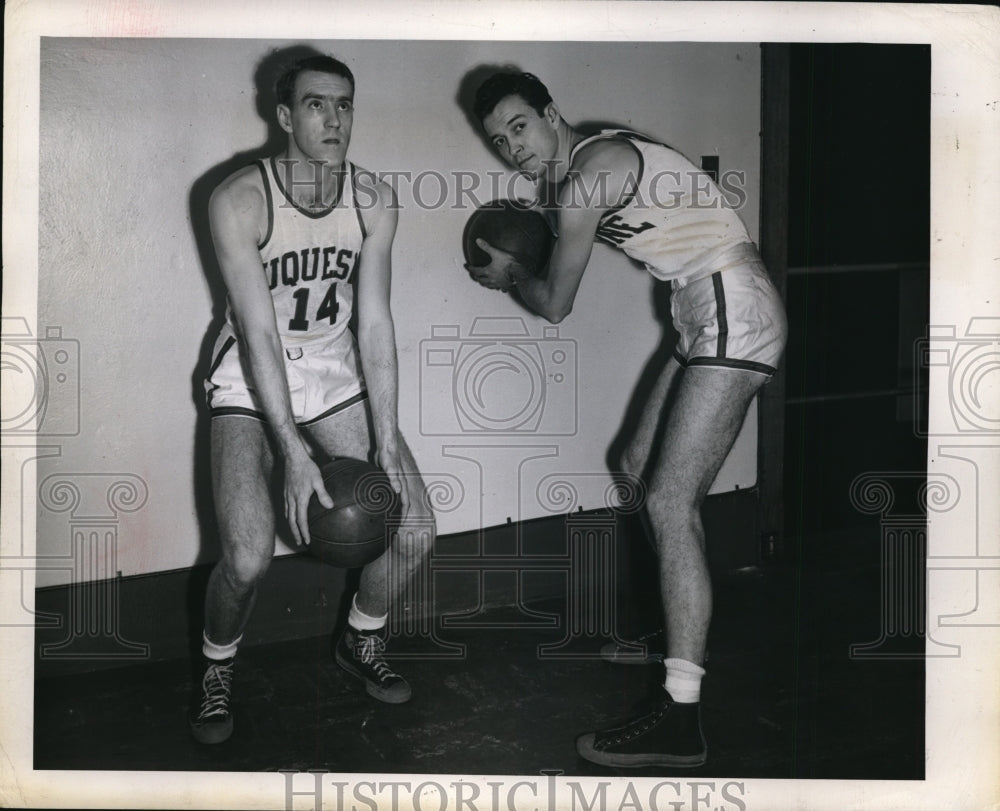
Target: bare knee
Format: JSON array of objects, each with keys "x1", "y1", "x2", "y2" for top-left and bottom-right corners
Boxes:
[
  {"x1": 619, "y1": 439, "x2": 647, "y2": 479},
  {"x1": 218, "y1": 546, "x2": 272, "y2": 593},
  {"x1": 645, "y1": 486, "x2": 705, "y2": 550}
]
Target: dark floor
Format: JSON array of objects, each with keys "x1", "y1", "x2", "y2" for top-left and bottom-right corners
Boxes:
[{"x1": 33, "y1": 524, "x2": 924, "y2": 779}]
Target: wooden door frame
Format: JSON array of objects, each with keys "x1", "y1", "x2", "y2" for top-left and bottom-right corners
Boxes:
[{"x1": 758, "y1": 43, "x2": 791, "y2": 558}]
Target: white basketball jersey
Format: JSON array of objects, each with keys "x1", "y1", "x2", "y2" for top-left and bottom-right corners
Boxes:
[
  {"x1": 569, "y1": 130, "x2": 756, "y2": 283},
  {"x1": 244, "y1": 157, "x2": 367, "y2": 347}
]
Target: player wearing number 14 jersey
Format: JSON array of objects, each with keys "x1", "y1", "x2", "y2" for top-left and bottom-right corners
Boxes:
[
  {"x1": 206, "y1": 155, "x2": 369, "y2": 422},
  {"x1": 192, "y1": 54, "x2": 435, "y2": 746}
]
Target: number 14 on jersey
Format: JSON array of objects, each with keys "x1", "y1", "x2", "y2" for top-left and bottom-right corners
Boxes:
[{"x1": 288, "y1": 283, "x2": 338, "y2": 331}]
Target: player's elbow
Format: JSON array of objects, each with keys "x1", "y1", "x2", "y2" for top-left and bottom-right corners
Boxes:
[{"x1": 544, "y1": 302, "x2": 572, "y2": 324}]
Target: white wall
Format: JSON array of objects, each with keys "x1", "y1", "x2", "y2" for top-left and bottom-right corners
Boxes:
[{"x1": 35, "y1": 38, "x2": 761, "y2": 586}]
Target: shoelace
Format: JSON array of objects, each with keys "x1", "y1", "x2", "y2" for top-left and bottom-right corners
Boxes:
[
  {"x1": 197, "y1": 661, "x2": 233, "y2": 720},
  {"x1": 602, "y1": 704, "x2": 666, "y2": 746},
  {"x1": 355, "y1": 634, "x2": 398, "y2": 683}
]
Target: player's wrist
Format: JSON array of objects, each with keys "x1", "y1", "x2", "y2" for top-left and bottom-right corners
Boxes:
[{"x1": 375, "y1": 429, "x2": 399, "y2": 459}]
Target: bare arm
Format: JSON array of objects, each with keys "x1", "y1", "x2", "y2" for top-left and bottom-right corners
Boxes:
[
  {"x1": 469, "y1": 140, "x2": 638, "y2": 323},
  {"x1": 209, "y1": 172, "x2": 332, "y2": 544},
  {"x1": 355, "y1": 178, "x2": 411, "y2": 513}
]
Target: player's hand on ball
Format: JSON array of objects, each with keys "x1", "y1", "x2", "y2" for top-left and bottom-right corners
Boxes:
[
  {"x1": 284, "y1": 449, "x2": 333, "y2": 547},
  {"x1": 466, "y1": 239, "x2": 517, "y2": 291}
]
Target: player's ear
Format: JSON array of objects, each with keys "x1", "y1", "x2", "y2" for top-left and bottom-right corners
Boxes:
[
  {"x1": 543, "y1": 102, "x2": 560, "y2": 128},
  {"x1": 276, "y1": 104, "x2": 293, "y2": 134}
]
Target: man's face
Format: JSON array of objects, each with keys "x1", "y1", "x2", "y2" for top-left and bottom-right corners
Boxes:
[
  {"x1": 278, "y1": 70, "x2": 354, "y2": 164},
  {"x1": 483, "y1": 94, "x2": 559, "y2": 180}
]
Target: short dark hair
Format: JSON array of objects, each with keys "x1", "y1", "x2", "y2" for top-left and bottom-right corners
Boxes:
[
  {"x1": 473, "y1": 72, "x2": 553, "y2": 124},
  {"x1": 275, "y1": 55, "x2": 355, "y2": 106}
]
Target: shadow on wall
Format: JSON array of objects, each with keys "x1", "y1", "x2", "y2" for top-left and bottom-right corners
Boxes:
[{"x1": 183, "y1": 44, "x2": 337, "y2": 657}]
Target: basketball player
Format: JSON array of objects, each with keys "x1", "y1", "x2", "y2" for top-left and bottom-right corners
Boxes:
[
  {"x1": 191, "y1": 55, "x2": 435, "y2": 744},
  {"x1": 467, "y1": 72, "x2": 787, "y2": 767}
]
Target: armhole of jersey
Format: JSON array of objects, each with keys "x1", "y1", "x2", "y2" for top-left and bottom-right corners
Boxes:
[
  {"x1": 598, "y1": 136, "x2": 645, "y2": 221},
  {"x1": 256, "y1": 160, "x2": 274, "y2": 249},
  {"x1": 350, "y1": 163, "x2": 368, "y2": 240},
  {"x1": 568, "y1": 132, "x2": 603, "y2": 168}
]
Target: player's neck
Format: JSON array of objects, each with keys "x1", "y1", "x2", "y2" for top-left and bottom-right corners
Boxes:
[
  {"x1": 277, "y1": 150, "x2": 346, "y2": 210},
  {"x1": 548, "y1": 123, "x2": 584, "y2": 184}
]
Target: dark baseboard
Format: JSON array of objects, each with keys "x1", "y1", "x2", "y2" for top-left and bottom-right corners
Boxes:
[{"x1": 34, "y1": 491, "x2": 759, "y2": 678}]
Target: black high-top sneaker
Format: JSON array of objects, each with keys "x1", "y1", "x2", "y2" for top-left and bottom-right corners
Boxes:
[
  {"x1": 334, "y1": 626, "x2": 411, "y2": 704},
  {"x1": 189, "y1": 657, "x2": 235, "y2": 744},
  {"x1": 576, "y1": 693, "x2": 707, "y2": 767}
]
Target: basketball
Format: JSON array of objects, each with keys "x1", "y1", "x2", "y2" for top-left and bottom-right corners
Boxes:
[
  {"x1": 306, "y1": 457, "x2": 398, "y2": 568},
  {"x1": 463, "y1": 199, "x2": 553, "y2": 275}
]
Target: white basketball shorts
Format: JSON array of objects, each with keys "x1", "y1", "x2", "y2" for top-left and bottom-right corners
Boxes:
[
  {"x1": 205, "y1": 325, "x2": 367, "y2": 425},
  {"x1": 670, "y1": 252, "x2": 788, "y2": 376}
]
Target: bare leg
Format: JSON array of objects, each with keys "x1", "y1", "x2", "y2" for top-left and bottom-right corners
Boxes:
[
  {"x1": 645, "y1": 367, "x2": 764, "y2": 665},
  {"x1": 304, "y1": 399, "x2": 434, "y2": 704},
  {"x1": 193, "y1": 415, "x2": 277, "y2": 743},
  {"x1": 204, "y1": 416, "x2": 277, "y2": 646},
  {"x1": 576, "y1": 366, "x2": 765, "y2": 767},
  {"x1": 302, "y1": 400, "x2": 436, "y2": 618},
  {"x1": 618, "y1": 357, "x2": 684, "y2": 480}
]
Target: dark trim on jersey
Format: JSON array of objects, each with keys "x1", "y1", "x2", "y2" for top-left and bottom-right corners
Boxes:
[
  {"x1": 207, "y1": 335, "x2": 237, "y2": 381},
  {"x1": 268, "y1": 156, "x2": 346, "y2": 219},
  {"x1": 299, "y1": 390, "x2": 369, "y2": 426},
  {"x1": 255, "y1": 161, "x2": 274, "y2": 248},
  {"x1": 567, "y1": 131, "x2": 645, "y2": 222},
  {"x1": 672, "y1": 348, "x2": 776, "y2": 376},
  {"x1": 712, "y1": 272, "x2": 729, "y2": 359},
  {"x1": 350, "y1": 164, "x2": 368, "y2": 240}
]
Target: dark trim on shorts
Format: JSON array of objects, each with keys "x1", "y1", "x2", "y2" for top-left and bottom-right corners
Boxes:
[
  {"x1": 210, "y1": 390, "x2": 369, "y2": 424},
  {"x1": 672, "y1": 348, "x2": 776, "y2": 376},
  {"x1": 712, "y1": 272, "x2": 729, "y2": 359},
  {"x1": 256, "y1": 160, "x2": 274, "y2": 248},
  {"x1": 210, "y1": 406, "x2": 267, "y2": 421},
  {"x1": 299, "y1": 390, "x2": 369, "y2": 426}
]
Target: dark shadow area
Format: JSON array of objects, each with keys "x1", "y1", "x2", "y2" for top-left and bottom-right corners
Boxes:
[
  {"x1": 32, "y1": 521, "x2": 923, "y2": 779},
  {"x1": 783, "y1": 43, "x2": 930, "y2": 543}
]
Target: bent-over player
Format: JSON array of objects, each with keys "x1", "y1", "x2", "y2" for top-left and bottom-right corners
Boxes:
[
  {"x1": 467, "y1": 71, "x2": 786, "y2": 767},
  {"x1": 191, "y1": 55, "x2": 434, "y2": 744}
]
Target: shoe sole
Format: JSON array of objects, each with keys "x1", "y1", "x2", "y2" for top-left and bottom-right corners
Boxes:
[
  {"x1": 575, "y1": 733, "x2": 706, "y2": 768},
  {"x1": 334, "y1": 649, "x2": 412, "y2": 704},
  {"x1": 190, "y1": 717, "x2": 233, "y2": 745}
]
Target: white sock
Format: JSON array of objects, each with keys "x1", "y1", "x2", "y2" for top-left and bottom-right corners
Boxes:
[
  {"x1": 663, "y1": 657, "x2": 705, "y2": 703},
  {"x1": 202, "y1": 631, "x2": 241, "y2": 661},
  {"x1": 348, "y1": 594, "x2": 387, "y2": 632}
]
